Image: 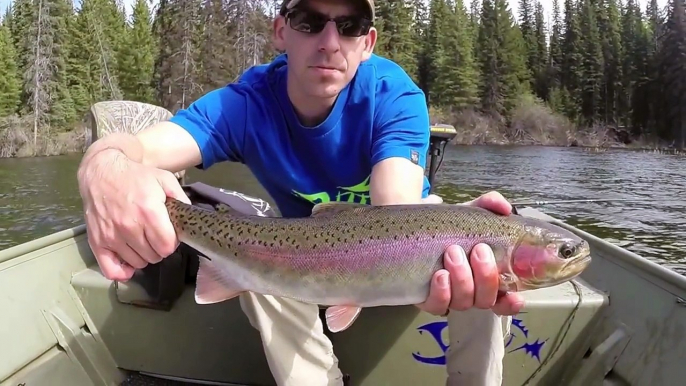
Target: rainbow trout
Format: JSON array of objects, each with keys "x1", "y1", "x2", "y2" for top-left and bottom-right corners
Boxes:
[{"x1": 165, "y1": 198, "x2": 591, "y2": 332}]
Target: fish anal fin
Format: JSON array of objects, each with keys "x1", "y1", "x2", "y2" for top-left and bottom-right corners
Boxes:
[
  {"x1": 325, "y1": 305, "x2": 362, "y2": 333},
  {"x1": 195, "y1": 257, "x2": 243, "y2": 304},
  {"x1": 311, "y1": 202, "x2": 366, "y2": 217}
]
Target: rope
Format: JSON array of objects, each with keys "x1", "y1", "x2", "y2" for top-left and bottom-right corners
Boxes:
[{"x1": 522, "y1": 279, "x2": 583, "y2": 385}]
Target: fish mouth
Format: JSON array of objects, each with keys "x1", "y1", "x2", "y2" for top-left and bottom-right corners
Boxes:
[{"x1": 556, "y1": 251, "x2": 592, "y2": 281}]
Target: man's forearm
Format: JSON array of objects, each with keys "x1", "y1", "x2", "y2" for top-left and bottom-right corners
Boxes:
[
  {"x1": 81, "y1": 132, "x2": 145, "y2": 167},
  {"x1": 80, "y1": 121, "x2": 203, "y2": 174}
]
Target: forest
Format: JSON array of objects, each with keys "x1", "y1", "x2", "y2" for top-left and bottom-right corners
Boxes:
[{"x1": 0, "y1": 0, "x2": 684, "y2": 158}]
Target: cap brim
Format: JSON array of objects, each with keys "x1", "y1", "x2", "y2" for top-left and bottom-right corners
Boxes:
[{"x1": 282, "y1": 0, "x2": 374, "y2": 20}]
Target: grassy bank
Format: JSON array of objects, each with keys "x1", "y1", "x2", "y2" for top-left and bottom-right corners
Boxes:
[
  {"x1": 429, "y1": 95, "x2": 678, "y2": 151},
  {"x1": 0, "y1": 115, "x2": 90, "y2": 158}
]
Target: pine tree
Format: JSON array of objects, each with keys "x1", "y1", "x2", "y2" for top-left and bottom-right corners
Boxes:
[
  {"x1": 548, "y1": 0, "x2": 564, "y2": 101},
  {"x1": 196, "y1": 0, "x2": 236, "y2": 92},
  {"x1": 518, "y1": 0, "x2": 537, "y2": 94},
  {"x1": 654, "y1": 0, "x2": 686, "y2": 146},
  {"x1": 579, "y1": 0, "x2": 603, "y2": 126},
  {"x1": 477, "y1": 0, "x2": 529, "y2": 121},
  {"x1": 561, "y1": 0, "x2": 583, "y2": 121},
  {"x1": 532, "y1": 1, "x2": 548, "y2": 100},
  {"x1": 118, "y1": 0, "x2": 156, "y2": 103},
  {"x1": 0, "y1": 22, "x2": 21, "y2": 116},
  {"x1": 152, "y1": 0, "x2": 202, "y2": 112},
  {"x1": 424, "y1": 0, "x2": 450, "y2": 106},
  {"x1": 597, "y1": 0, "x2": 623, "y2": 125},
  {"x1": 433, "y1": 0, "x2": 480, "y2": 109},
  {"x1": 374, "y1": 0, "x2": 419, "y2": 83}
]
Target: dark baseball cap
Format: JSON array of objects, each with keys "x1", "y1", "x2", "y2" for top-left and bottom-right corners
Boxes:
[{"x1": 279, "y1": 0, "x2": 375, "y2": 20}]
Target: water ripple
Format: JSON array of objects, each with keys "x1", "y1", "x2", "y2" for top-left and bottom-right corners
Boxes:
[{"x1": 434, "y1": 145, "x2": 686, "y2": 271}]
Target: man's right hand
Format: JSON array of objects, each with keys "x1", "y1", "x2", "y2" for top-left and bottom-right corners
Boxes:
[{"x1": 77, "y1": 148, "x2": 191, "y2": 282}]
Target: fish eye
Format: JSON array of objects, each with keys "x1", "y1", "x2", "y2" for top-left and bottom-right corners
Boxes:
[{"x1": 559, "y1": 243, "x2": 575, "y2": 259}]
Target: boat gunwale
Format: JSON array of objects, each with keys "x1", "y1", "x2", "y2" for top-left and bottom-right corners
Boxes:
[
  {"x1": 519, "y1": 207, "x2": 686, "y2": 293},
  {"x1": 0, "y1": 224, "x2": 87, "y2": 264}
]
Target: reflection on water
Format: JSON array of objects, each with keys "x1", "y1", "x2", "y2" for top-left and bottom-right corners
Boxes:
[
  {"x1": 0, "y1": 146, "x2": 684, "y2": 275},
  {"x1": 0, "y1": 155, "x2": 84, "y2": 249}
]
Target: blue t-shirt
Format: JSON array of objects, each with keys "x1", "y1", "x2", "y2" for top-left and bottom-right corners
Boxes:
[{"x1": 169, "y1": 53, "x2": 431, "y2": 218}]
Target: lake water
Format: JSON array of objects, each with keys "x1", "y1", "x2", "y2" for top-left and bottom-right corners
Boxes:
[{"x1": 1, "y1": 145, "x2": 684, "y2": 274}]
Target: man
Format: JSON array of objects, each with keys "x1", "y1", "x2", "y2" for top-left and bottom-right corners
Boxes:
[{"x1": 76, "y1": 0, "x2": 524, "y2": 384}]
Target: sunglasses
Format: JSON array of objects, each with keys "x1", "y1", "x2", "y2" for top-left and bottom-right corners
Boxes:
[{"x1": 285, "y1": 8, "x2": 373, "y2": 37}]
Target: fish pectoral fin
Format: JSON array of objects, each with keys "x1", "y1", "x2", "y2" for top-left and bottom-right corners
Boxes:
[
  {"x1": 311, "y1": 202, "x2": 366, "y2": 217},
  {"x1": 195, "y1": 257, "x2": 243, "y2": 304},
  {"x1": 325, "y1": 305, "x2": 362, "y2": 333}
]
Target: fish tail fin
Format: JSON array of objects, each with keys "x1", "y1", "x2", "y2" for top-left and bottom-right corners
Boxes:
[{"x1": 195, "y1": 256, "x2": 245, "y2": 304}]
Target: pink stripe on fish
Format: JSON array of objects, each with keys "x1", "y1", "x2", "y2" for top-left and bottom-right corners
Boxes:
[{"x1": 238, "y1": 234, "x2": 497, "y2": 274}]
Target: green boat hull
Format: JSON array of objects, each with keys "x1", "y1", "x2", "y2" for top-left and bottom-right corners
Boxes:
[{"x1": 1, "y1": 203, "x2": 684, "y2": 385}]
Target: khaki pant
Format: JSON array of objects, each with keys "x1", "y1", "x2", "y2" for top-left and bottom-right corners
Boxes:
[{"x1": 239, "y1": 292, "x2": 512, "y2": 386}]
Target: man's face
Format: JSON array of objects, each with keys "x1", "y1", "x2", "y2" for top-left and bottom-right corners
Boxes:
[{"x1": 273, "y1": 0, "x2": 377, "y2": 100}]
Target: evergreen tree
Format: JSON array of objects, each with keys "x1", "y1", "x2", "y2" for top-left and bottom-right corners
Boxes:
[
  {"x1": 654, "y1": 0, "x2": 686, "y2": 146},
  {"x1": 375, "y1": 0, "x2": 419, "y2": 83},
  {"x1": 579, "y1": 0, "x2": 603, "y2": 126},
  {"x1": 433, "y1": 0, "x2": 480, "y2": 109},
  {"x1": 597, "y1": 0, "x2": 623, "y2": 125},
  {"x1": 0, "y1": 21, "x2": 21, "y2": 116},
  {"x1": 477, "y1": 0, "x2": 529, "y2": 121},
  {"x1": 561, "y1": 0, "x2": 583, "y2": 120},
  {"x1": 118, "y1": 0, "x2": 156, "y2": 103}
]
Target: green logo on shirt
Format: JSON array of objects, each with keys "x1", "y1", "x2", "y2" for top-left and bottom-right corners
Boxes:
[{"x1": 292, "y1": 175, "x2": 370, "y2": 205}]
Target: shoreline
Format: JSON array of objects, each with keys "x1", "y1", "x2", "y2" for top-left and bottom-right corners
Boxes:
[
  {"x1": 1, "y1": 139, "x2": 681, "y2": 160},
  {"x1": 1, "y1": 102, "x2": 682, "y2": 159}
]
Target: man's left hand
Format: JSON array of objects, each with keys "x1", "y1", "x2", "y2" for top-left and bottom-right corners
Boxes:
[{"x1": 416, "y1": 191, "x2": 525, "y2": 317}]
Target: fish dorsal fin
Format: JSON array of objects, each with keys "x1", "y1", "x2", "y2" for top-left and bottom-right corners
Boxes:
[{"x1": 311, "y1": 202, "x2": 366, "y2": 217}]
